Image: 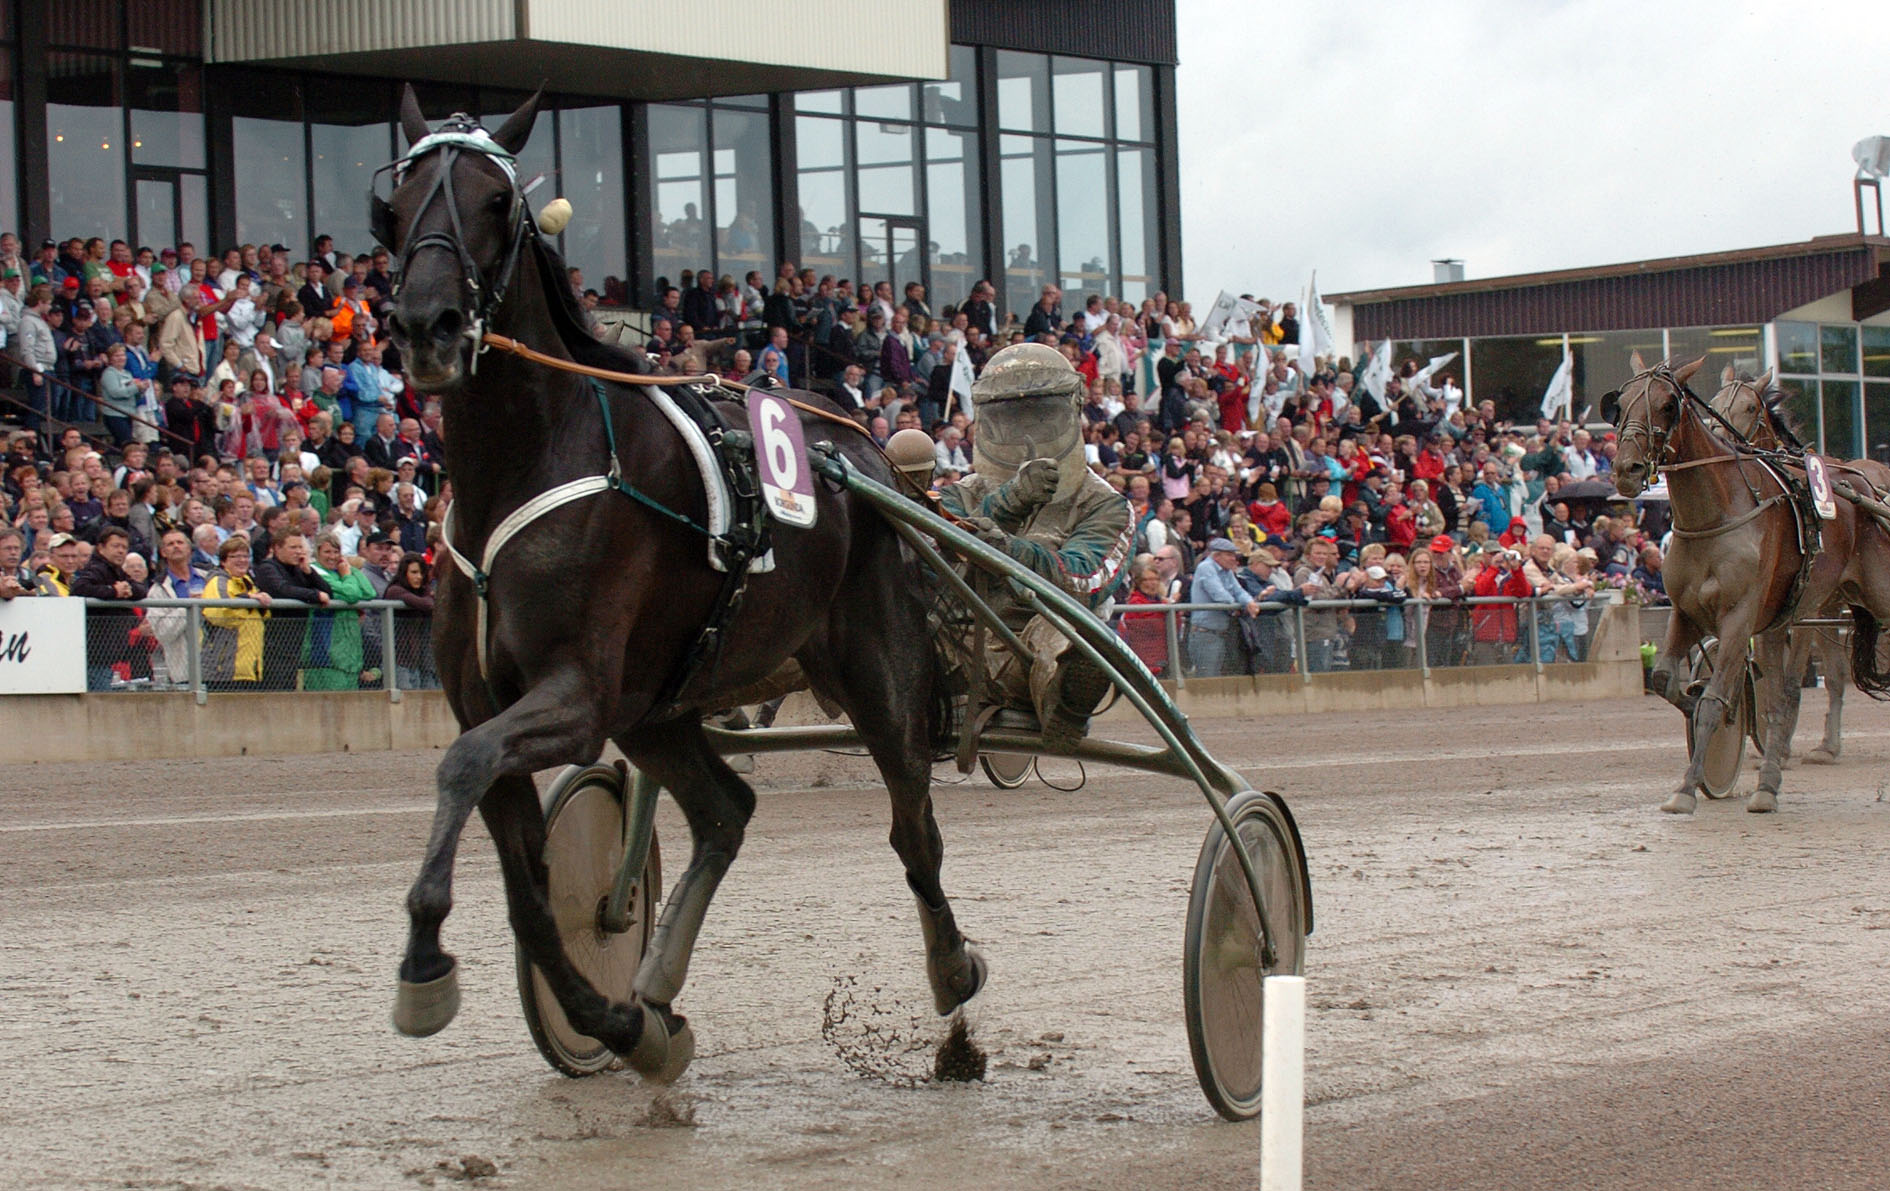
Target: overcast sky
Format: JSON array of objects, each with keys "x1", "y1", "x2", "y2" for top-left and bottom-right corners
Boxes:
[{"x1": 1176, "y1": 0, "x2": 1890, "y2": 305}]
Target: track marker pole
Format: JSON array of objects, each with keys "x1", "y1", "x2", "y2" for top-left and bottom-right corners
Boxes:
[{"x1": 1260, "y1": 974, "x2": 1305, "y2": 1191}]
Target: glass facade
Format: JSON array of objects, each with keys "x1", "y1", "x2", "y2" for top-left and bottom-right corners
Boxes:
[
  {"x1": 0, "y1": 26, "x2": 1175, "y2": 322},
  {"x1": 1777, "y1": 320, "x2": 1890, "y2": 459}
]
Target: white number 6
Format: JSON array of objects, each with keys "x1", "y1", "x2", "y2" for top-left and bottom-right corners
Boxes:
[{"x1": 760, "y1": 399, "x2": 798, "y2": 490}]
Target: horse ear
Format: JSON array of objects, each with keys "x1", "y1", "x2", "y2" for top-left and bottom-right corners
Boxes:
[
  {"x1": 1721, "y1": 364, "x2": 1736, "y2": 386},
  {"x1": 1629, "y1": 349, "x2": 1647, "y2": 373},
  {"x1": 489, "y1": 90, "x2": 543, "y2": 156},
  {"x1": 398, "y1": 85, "x2": 429, "y2": 146},
  {"x1": 1673, "y1": 354, "x2": 1708, "y2": 384},
  {"x1": 1754, "y1": 367, "x2": 1774, "y2": 391}
]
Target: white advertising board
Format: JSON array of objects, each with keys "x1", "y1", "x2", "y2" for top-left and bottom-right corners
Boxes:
[{"x1": 0, "y1": 598, "x2": 87, "y2": 694}]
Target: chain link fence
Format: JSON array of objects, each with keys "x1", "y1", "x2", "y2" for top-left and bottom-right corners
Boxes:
[{"x1": 81, "y1": 598, "x2": 438, "y2": 697}]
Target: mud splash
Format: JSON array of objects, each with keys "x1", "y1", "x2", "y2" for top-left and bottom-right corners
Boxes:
[{"x1": 821, "y1": 975, "x2": 986, "y2": 1087}]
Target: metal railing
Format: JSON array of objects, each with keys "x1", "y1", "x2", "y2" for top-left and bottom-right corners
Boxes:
[
  {"x1": 1113, "y1": 595, "x2": 1616, "y2": 689},
  {"x1": 80, "y1": 597, "x2": 436, "y2": 703}
]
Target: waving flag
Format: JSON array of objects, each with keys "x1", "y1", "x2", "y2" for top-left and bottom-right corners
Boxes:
[
  {"x1": 1298, "y1": 272, "x2": 1335, "y2": 378},
  {"x1": 1540, "y1": 350, "x2": 1573, "y2": 420},
  {"x1": 1358, "y1": 339, "x2": 1393, "y2": 402}
]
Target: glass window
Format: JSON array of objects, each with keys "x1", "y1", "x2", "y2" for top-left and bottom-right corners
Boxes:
[
  {"x1": 47, "y1": 54, "x2": 127, "y2": 241},
  {"x1": 853, "y1": 84, "x2": 912, "y2": 122},
  {"x1": 1666, "y1": 325, "x2": 1763, "y2": 385},
  {"x1": 1115, "y1": 65, "x2": 1153, "y2": 143},
  {"x1": 718, "y1": 93, "x2": 769, "y2": 110},
  {"x1": 1775, "y1": 321, "x2": 1818, "y2": 374},
  {"x1": 179, "y1": 172, "x2": 208, "y2": 257},
  {"x1": 796, "y1": 115, "x2": 852, "y2": 282},
  {"x1": 0, "y1": 57, "x2": 16, "y2": 237},
  {"x1": 1821, "y1": 324, "x2": 1859, "y2": 374},
  {"x1": 1000, "y1": 133, "x2": 1054, "y2": 318},
  {"x1": 49, "y1": 2, "x2": 121, "y2": 49},
  {"x1": 795, "y1": 90, "x2": 845, "y2": 116},
  {"x1": 1864, "y1": 381, "x2": 1890, "y2": 462},
  {"x1": 1566, "y1": 330, "x2": 1663, "y2": 416},
  {"x1": 127, "y1": 0, "x2": 201, "y2": 57},
  {"x1": 1056, "y1": 139, "x2": 1110, "y2": 295},
  {"x1": 1823, "y1": 378, "x2": 1860, "y2": 456},
  {"x1": 855, "y1": 120, "x2": 915, "y2": 216},
  {"x1": 309, "y1": 78, "x2": 392, "y2": 260},
  {"x1": 1051, "y1": 58, "x2": 1107, "y2": 139},
  {"x1": 1467, "y1": 335, "x2": 1566, "y2": 425},
  {"x1": 922, "y1": 45, "x2": 978, "y2": 128},
  {"x1": 713, "y1": 107, "x2": 773, "y2": 279},
  {"x1": 230, "y1": 74, "x2": 307, "y2": 256},
  {"x1": 648, "y1": 103, "x2": 707, "y2": 292},
  {"x1": 127, "y1": 60, "x2": 203, "y2": 169},
  {"x1": 1774, "y1": 377, "x2": 1819, "y2": 448},
  {"x1": 996, "y1": 51, "x2": 1049, "y2": 134},
  {"x1": 924, "y1": 127, "x2": 980, "y2": 310},
  {"x1": 556, "y1": 105, "x2": 626, "y2": 303},
  {"x1": 1861, "y1": 325, "x2": 1890, "y2": 379},
  {"x1": 1117, "y1": 146, "x2": 1157, "y2": 302},
  {"x1": 134, "y1": 177, "x2": 174, "y2": 249}
]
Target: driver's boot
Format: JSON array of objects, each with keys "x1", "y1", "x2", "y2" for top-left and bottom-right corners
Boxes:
[{"x1": 1035, "y1": 649, "x2": 1116, "y2": 751}]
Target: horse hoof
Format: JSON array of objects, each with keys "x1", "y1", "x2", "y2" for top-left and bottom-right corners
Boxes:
[
  {"x1": 1747, "y1": 789, "x2": 1779, "y2": 814},
  {"x1": 929, "y1": 945, "x2": 989, "y2": 1016},
  {"x1": 1659, "y1": 791, "x2": 1697, "y2": 815},
  {"x1": 626, "y1": 1001, "x2": 695, "y2": 1083},
  {"x1": 1803, "y1": 747, "x2": 1839, "y2": 765},
  {"x1": 392, "y1": 961, "x2": 460, "y2": 1037}
]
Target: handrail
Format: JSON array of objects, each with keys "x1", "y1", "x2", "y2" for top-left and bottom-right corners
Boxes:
[{"x1": 0, "y1": 347, "x2": 195, "y2": 450}]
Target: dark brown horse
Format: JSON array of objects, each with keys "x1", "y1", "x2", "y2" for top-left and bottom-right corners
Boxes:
[
  {"x1": 379, "y1": 89, "x2": 981, "y2": 1075},
  {"x1": 1608, "y1": 353, "x2": 1890, "y2": 814}
]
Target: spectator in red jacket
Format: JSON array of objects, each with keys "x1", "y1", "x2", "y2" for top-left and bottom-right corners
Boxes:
[{"x1": 1471, "y1": 548, "x2": 1533, "y2": 664}]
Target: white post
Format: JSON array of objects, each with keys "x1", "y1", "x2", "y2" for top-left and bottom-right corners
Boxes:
[{"x1": 1260, "y1": 974, "x2": 1305, "y2": 1191}]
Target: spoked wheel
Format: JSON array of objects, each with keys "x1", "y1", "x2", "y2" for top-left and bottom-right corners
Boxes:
[
  {"x1": 1183, "y1": 790, "x2": 1308, "y2": 1122},
  {"x1": 515, "y1": 764, "x2": 662, "y2": 1077},
  {"x1": 980, "y1": 752, "x2": 1035, "y2": 789},
  {"x1": 1685, "y1": 644, "x2": 1748, "y2": 800}
]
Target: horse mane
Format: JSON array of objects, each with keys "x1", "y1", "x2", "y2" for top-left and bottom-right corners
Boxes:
[
  {"x1": 1761, "y1": 389, "x2": 1808, "y2": 451},
  {"x1": 524, "y1": 230, "x2": 659, "y2": 376}
]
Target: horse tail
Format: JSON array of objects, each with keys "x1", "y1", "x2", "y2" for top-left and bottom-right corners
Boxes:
[{"x1": 1847, "y1": 608, "x2": 1890, "y2": 700}]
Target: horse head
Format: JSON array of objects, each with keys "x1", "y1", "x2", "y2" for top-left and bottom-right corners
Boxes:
[
  {"x1": 1707, "y1": 365, "x2": 1777, "y2": 447},
  {"x1": 376, "y1": 85, "x2": 542, "y2": 390},
  {"x1": 1602, "y1": 349, "x2": 1707, "y2": 497}
]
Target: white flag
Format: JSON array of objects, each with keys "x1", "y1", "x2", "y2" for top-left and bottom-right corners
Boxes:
[
  {"x1": 1358, "y1": 339, "x2": 1393, "y2": 402},
  {"x1": 1540, "y1": 350, "x2": 1573, "y2": 419},
  {"x1": 1195, "y1": 291, "x2": 1236, "y2": 339},
  {"x1": 951, "y1": 347, "x2": 977, "y2": 421},
  {"x1": 1298, "y1": 271, "x2": 1335, "y2": 379},
  {"x1": 1409, "y1": 351, "x2": 1459, "y2": 391}
]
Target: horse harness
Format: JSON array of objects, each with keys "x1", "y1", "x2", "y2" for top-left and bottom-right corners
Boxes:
[{"x1": 1615, "y1": 367, "x2": 1820, "y2": 635}]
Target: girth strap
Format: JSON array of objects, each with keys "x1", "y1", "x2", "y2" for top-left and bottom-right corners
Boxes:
[{"x1": 1668, "y1": 494, "x2": 1785, "y2": 540}]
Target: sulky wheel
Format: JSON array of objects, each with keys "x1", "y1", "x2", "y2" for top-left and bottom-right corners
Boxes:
[
  {"x1": 1183, "y1": 790, "x2": 1308, "y2": 1122},
  {"x1": 980, "y1": 751, "x2": 1036, "y2": 789},
  {"x1": 515, "y1": 764, "x2": 662, "y2": 1077},
  {"x1": 1683, "y1": 644, "x2": 1747, "y2": 800}
]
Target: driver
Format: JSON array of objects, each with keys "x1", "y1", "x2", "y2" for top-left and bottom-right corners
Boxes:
[{"x1": 940, "y1": 342, "x2": 1134, "y2": 747}]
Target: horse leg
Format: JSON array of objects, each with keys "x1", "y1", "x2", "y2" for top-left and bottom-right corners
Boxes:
[
  {"x1": 1650, "y1": 614, "x2": 1705, "y2": 813},
  {"x1": 619, "y1": 719, "x2": 758, "y2": 1079},
  {"x1": 393, "y1": 671, "x2": 603, "y2": 1037},
  {"x1": 1749, "y1": 630, "x2": 1798, "y2": 814},
  {"x1": 1665, "y1": 611, "x2": 1753, "y2": 815},
  {"x1": 801, "y1": 644, "x2": 986, "y2": 1018},
  {"x1": 1805, "y1": 629, "x2": 1846, "y2": 763},
  {"x1": 475, "y1": 773, "x2": 659, "y2": 1060}
]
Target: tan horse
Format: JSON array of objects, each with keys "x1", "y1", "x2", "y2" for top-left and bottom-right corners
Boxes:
[
  {"x1": 1606, "y1": 353, "x2": 1890, "y2": 814},
  {"x1": 1707, "y1": 369, "x2": 1849, "y2": 767}
]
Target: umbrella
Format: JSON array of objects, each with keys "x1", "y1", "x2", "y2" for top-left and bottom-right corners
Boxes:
[{"x1": 1554, "y1": 478, "x2": 1625, "y2": 506}]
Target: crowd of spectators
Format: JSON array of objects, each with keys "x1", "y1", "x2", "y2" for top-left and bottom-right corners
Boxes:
[{"x1": 0, "y1": 220, "x2": 1672, "y2": 694}]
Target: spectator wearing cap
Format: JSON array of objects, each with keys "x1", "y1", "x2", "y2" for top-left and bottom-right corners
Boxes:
[
  {"x1": 0, "y1": 266, "x2": 23, "y2": 358},
  {"x1": 35, "y1": 532, "x2": 82, "y2": 596},
  {"x1": 30, "y1": 240, "x2": 66, "y2": 289},
  {"x1": 331, "y1": 276, "x2": 376, "y2": 341},
  {"x1": 1234, "y1": 546, "x2": 1296, "y2": 674},
  {"x1": 1188, "y1": 537, "x2": 1258, "y2": 679}
]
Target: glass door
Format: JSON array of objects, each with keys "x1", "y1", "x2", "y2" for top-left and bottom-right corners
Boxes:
[
  {"x1": 135, "y1": 174, "x2": 178, "y2": 249},
  {"x1": 858, "y1": 213, "x2": 927, "y2": 307}
]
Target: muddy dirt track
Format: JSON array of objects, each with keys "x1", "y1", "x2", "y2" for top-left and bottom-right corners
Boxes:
[{"x1": 4, "y1": 695, "x2": 1889, "y2": 1190}]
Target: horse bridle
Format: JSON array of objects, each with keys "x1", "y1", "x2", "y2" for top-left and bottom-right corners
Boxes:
[
  {"x1": 370, "y1": 115, "x2": 530, "y2": 365},
  {"x1": 1605, "y1": 366, "x2": 1687, "y2": 486}
]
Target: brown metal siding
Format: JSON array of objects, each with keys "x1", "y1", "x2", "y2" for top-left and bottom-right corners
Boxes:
[
  {"x1": 1353, "y1": 249, "x2": 1884, "y2": 340},
  {"x1": 951, "y1": 0, "x2": 1177, "y2": 64}
]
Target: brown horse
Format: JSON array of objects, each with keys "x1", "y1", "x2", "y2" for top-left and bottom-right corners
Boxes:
[
  {"x1": 1707, "y1": 369, "x2": 1872, "y2": 767},
  {"x1": 1606, "y1": 353, "x2": 1890, "y2": 814},
  {"x1": 379, "y1": 89, "x2": 984, "y2": 1074}
]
